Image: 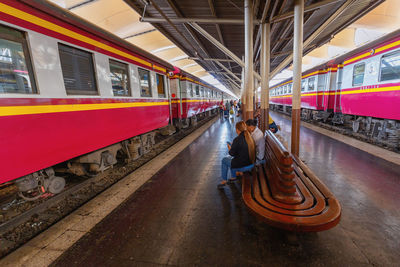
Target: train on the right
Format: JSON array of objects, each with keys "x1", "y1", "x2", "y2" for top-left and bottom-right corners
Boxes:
[{"x1": 269, "y1": 28, "x2": 400, "y2": 150}]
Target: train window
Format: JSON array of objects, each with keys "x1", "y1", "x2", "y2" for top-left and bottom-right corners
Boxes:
[
  {"x1": 59, "y1": 44, "x2": 97, "y2": 95},
  {"x1": 156, "y1": 74, "x2": 165, "y2": 97},
  {"x1": 380, "y1": 51, "x2": 400, "y2": 82},
  {"x1": 288, "y1": 83, "x2": 292, "y2": 93},
  {"x1": 138, "y1": 68, "x2": 152, "y2": 97},
  {"x1": 352, "y1": 63, "x2": 365, "y2": 86},
  {"x1": 109, "y1": 59, "x2": 130, "y2": 96},
  {"x1": 301, "y1": 79, "x2": 306, "y2": 91},
  {"x1": 189, "y1": 83, "x2": 194, "y2": 97},
  {"x1": 0, "y1": 25, "x2": 37, "y2": 94},
  {"x1": 308, "y1": 77, "x2": 315, "y2": 91},
  {"x1": 195, "y1": 84, "x2": 199, "y2": 96}
]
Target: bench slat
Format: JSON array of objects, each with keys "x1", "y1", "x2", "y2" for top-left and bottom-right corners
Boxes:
[{"x1": 241, "y1": 130, "x2": 341, "y2": 232}]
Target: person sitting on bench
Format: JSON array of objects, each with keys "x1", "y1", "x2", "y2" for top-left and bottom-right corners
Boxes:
[
  {"x1": 269, "y1": 115, "x2": 279, "y2": 133},
  {"x1": 218, "y1": 121, "x2": 256, "y2": 189},
  {"x1": 246, "y1": 119, "x2": 265, "y2": 165}
]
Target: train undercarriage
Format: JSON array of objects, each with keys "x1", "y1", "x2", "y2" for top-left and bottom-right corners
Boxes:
[
  {"x1": 11, "y1": 110, "x2": 218, "y2": 201},
  {"x1": 270, "y1": 104, "x2": 400, "y2": 151}
]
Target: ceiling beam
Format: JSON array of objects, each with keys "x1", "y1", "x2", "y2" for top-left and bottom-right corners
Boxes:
[
  {"x1": 271, "y1": 0, "x2": 345, "y2": 23},
  {"x1": 215, "y1": 61, "x2": 241, "y2": 83},
  {"x1": 189, "y1": 22, "x2": 262, "y2": 81},
  {"x1": 270, "y1": 0, "x2": 354, "y2": 78},
  {"x1": 140, "y1": 17, "x2": 261, "y2": 25},
  {"x1": 189, "y1": 57, "x2": 236, "y2": 63}
]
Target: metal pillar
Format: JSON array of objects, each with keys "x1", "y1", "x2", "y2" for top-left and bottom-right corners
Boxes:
[
  {"x1": 244, "y1": 0, "x2": 254, "y2": 121},
  {"x1": 291, "y1": 0, "x2": 304, "y2": 156},
  {"x1": 260, "y1": 22, "x2": 270, "y2": 133}
]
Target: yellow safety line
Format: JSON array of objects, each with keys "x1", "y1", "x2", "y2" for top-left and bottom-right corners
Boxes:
[{"x1": 0, "y1": 102, "x2": 169, "y2": 117}]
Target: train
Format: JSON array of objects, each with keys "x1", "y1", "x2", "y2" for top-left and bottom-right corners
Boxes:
[
  {"x1": 0, "y1": 0, "x2": 231, "y2": 200},
  {"x1": 269, "y1": 28, "x2": 400, "y2": 149}
]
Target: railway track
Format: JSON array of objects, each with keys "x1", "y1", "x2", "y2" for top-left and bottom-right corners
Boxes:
[{"x1": 0, "y1": 115, "x2": 216, "y2": 258}]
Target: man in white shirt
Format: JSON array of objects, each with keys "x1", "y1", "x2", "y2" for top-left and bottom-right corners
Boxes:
[{"x1": 246, "y1": 119, "x2": 265, "y2": 165}]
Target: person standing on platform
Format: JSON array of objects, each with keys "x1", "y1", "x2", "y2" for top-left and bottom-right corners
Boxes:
[
  {"x1": 224, "y1": 101, "x2": 231, "y2": 118},
  {"x1": 246, "y1": 119, "x2": 265, "y2": 165},
  {"x1": 218, "y1": 121, "x2": 256, "y2": 189},
  {"x1": 237, "y1": 100, "x2": 242, "y2": 117},
  {"x1": 219, "y1": 101, "x2": 224, "y2": 118}
]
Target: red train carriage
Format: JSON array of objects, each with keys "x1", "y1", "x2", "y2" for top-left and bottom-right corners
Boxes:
[
  {"x1": 0, "y1": 0, "x2": 176, "y2": 198},
  {"x1": 269, "y1": 28, "x2": 400, "y2": 148},
  {"x1": 169, "y1": 67, "x2": 223, "y2": 128},
  {"x1": 339, "y1": 31, "x2": 400, "y2": 121}
]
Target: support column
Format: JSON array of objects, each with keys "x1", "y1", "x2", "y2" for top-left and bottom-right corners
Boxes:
[
  {"x1": 240, "y1": 60, "x2": 245, "y2": 117},
  {"x1": 244, "y1": 0, "x2": 254, "y2": 121},
  {"x1": 291, "y1": 0, "x2": 304, "y2": 156},
  {"x1": 260, "y1": 22, "x2": 270, "y2": 133}
]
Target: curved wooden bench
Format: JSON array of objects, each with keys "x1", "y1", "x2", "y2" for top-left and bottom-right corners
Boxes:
[{"x1": 242, "y1": 131, "x2": 341, "y2": 232}]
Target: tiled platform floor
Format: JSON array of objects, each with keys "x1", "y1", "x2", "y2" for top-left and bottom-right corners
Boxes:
[{"x1": 51, "y1": 114, "x2": 400, "y2": 266}]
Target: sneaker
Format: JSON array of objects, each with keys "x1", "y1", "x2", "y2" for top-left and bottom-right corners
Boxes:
[{"x1": 217, "y1": 182, "x2": 226, "y2": 189}]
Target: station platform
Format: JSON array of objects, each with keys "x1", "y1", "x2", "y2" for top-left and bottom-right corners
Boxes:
[{"x1": 7, "y1": 113, "x2": 400, "y2": 266}]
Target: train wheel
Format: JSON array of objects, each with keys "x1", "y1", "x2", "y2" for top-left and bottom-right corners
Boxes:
[{"x1": 48, "y1": 176, "x2": 66, "y2": 194}]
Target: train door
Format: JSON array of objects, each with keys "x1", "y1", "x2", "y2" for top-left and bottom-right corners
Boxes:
[
  {"x1": 327, "y1": 69, "x2": 337, "y2": 111},
  {"x1": 166, "y1": 76, "x2": 173, "y2": 123},
  {"x1": 322, "y1": 72, "x2": 329, "y2": 110},
  {"x1": 178, "y1": 77, "x2": 184, "y2": 118},
  {"x1": 316, "y1": 73, "x2": 326, "y2": 109},
  {"x1": 335, "y1": 65, "x2": 343, "y2": 112}
]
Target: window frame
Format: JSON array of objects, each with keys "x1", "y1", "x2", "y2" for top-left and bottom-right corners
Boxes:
[
  {"x1": 308, "y1": 77, "x2": 315, "y2": 91},
  {"x1": 379, "y1": 50, "x2": 400, "y2": 82},
  {"x1": 156, "y1": 73, "x2": 166, "y2": 98},
  {"x1": 0, "y1": 24, "x2": 38, "y2": 94},
  {"x1": 109, "y1": 59, "x2": 131, "y2": 97},
  {"x1": 301, "y1": 79, "x2": 307, "y2": 92},
  {"x1": 352, "y1": 62, "x2": 366, "y2": 86},
  {"x1": 58, "y1": 43, "x2": 98, "y2": 96},
  {"x1": 138, "y1": 67, "x2": 152, "y2": 97}
]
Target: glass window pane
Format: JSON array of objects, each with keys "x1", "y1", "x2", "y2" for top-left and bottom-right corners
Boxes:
[
  {"x1": 138, "y1": 68, "x2": 152, "y2": 97},
  {"x1": 59, "y1": 43, "x2": 97, "y2": 95},
  {"x1": 380, "y1": 51, "x2": 400, "y2": 82},
  {"x1": 109, "y1": 59, "x2": 130, "y2": 96},
  {"x1": 308, "y1": 77, "x2": 315, "y2": 91},
  {"x1": 156, "y1": 73, "x2": 165, "y2": 97},
  {"x1": 0, "y1": 25, "x2": 36, "y2": 94},
  {"x1": 301, "y1": 79, "x2": 307, "y2": 91},
  {"x1": 352, "y1": 63, "x2": 365, "y2": 86},
  {"x1": 195, "y1": 85, "x2": 199, "y2": 96}
]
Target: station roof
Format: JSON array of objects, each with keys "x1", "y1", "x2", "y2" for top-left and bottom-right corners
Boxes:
[{"x1": 124, "y1": 0, "x2": 383, "y2": 95}]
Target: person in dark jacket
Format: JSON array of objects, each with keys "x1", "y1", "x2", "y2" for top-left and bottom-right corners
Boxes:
[{"x1": 218, "y1": 121, "x2": 256, "y2": 189}]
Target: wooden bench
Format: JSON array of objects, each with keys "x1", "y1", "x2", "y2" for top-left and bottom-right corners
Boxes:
[{"x1": 242, "y1": 131, "x2": 341, "y2": 232}]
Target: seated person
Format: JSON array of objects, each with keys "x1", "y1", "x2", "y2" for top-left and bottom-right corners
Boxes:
[
  {"x1": 218, "y1": 121, "x2": 256, "y2": 189},
  {"x1": 269, "y1": 115, "x2": 279, "y2": 133},
  {"x1": 245, "y1": 119, "x2": 265, "y2": 165}
]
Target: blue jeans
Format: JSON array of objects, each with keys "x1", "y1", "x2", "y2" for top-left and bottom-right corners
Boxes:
[
  {"x1": 221, "y1": 156, "x2": 254, "y2": 181},
  {"x1": 255, "y1": 159, "x2": 266, "y2": 166}
]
